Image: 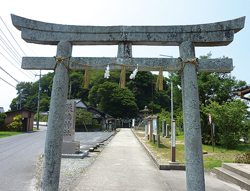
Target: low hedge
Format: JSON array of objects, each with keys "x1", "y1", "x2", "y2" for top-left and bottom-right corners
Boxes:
[{"x1": 75, "y1": 124, "x2": 101, "y2": 132}]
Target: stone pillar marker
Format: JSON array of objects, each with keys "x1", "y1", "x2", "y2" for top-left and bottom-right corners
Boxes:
[
  {"x1": 147, "y1": 116, "x2": 153, "y2": 142},
  {"x1": 62, "y1": 100, "x2": 80, "y2": 154},
  {"x1": 41, "y1": 41, "x2": 72, "y2": 191},
  {"x1": 162, "y1": 119, "x2": 166, "y2": 137},
  {"x1": 170, "y1": 120, "x2": 177, "y2": 163},
  {"x1": 166, "y1": 124, "x2": 170, "y2": 138},
  {"x1": 145, "y1": 124, "x2": 148, "y2": 137},
  {"x1": 152, "y1": 115, "x2": 160, "y2": 147},
  {"x1": 180, "y1": 41, "x2": 205, "y2": 191}
]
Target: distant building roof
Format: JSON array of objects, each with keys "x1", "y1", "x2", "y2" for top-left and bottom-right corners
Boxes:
[
  {"x1": 70, "y1": 99, "x2": 113, "y2": 118},
  {"x1": 70, "y1": 99, "x2": 88, "y2": 109},
  {"x1": 0, "y1": 107, "x2": 4, "y2": 113},
  {"x1": 233, "y1": 84, "x2": 250, "y2": 101}
]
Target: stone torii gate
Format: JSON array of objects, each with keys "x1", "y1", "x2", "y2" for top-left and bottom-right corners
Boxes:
[{"x1": 11, "y1": 14, "x2": 245, "y2": 191}]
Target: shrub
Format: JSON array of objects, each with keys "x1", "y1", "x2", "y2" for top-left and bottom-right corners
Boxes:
[
  {"x1": 234, "y1": 150, "x2": 250, "y2": 164},
  {"x1": 219, "y1": 132, "x2": 239, "y2": 150},
  {"x1": 202, "y1": 134, "x2": 212, "y2": 145},
  {"x1": 7, "y1": 115, "x2": 23, "y2": 131},
  {"x1": 0, "y1": 113, "x2": 7, "y2": 130},
  {"x1": 34, "y1": 113, "x2": 48, "y2": 122}
]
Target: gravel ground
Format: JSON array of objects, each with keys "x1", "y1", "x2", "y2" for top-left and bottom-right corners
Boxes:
[{"x1": 33, "y1": 135, "x2": 114, "y2": 191}]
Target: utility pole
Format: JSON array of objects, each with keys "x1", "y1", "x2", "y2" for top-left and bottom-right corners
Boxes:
[
  {"x1": 35, "y1": 70, "x2": 42, "y2": 130},
  {"x1": 171, "y1": 80, "x2": 173, "y2": 121},
  {"x1": 69, "y1": 82, "x2": 72, "y2": 99},
  {"x1": 159, "y1": 54, "x2": 174, "y2": 120},
  {"x1": 19, "y1": 90, "x2": 22, "y2": 110}
]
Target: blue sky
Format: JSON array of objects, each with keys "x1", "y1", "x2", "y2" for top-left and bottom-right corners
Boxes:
[{"x1": 1, "y1": 0, "x2": 250, "y2": 111}]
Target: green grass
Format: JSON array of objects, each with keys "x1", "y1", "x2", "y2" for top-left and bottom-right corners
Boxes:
[
  {"x1": 202, "y1": 143, "x2": 249, "y2": 169},
  {"x1": 0, "y1": 131, "x2": 24, "y2": 138},
  {"x1": 134, "y1": 130, "x2": 250, "y2": 169}
]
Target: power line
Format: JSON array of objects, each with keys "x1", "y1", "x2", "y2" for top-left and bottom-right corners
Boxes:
[
  {"x1": 0, "y1": 43, "x2": 36, "y2": 79},
  {"x1": 0, "y1": 32, "x2": 36, "y2": 77},
  {"x1": 0, "y1": 52, "x2": 34, "y2": 80},
  {"x1": 0, "y1": 17, "x2": 27, "y2": 57},
  {"x1": 0, "y1": 77, "x2": 16, "y2": 88},
  {"x1": 4, "y1": 18, "x2": 38, "y2": 57},
  {"x1": 0, "y1": 30, "x2": 22, "y2": 61},
  {"x1": 0, "y1": 66, "x2": 19, "y2": 83},
  {"x1": 0, "y1": 40, "x2": 22, "y2": 64},
  {"x1": 0, "y1": 17, "x2": 38, "y2": 78}
]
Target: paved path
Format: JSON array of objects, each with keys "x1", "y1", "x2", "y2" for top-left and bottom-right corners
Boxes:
[
  {"x1": 73, "y1": 128, "x2": 247, "y2": 191},
  {"x1": 73, "y1": 128, "x2": 168, "y2": 191}
]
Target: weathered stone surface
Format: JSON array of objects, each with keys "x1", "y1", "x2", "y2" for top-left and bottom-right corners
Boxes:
[
  {"x1": 12, "y1": 14, "x2": 245, "y2": 46},
  {"x1": 63, "y1": 100, "x2": 76, "y2": 142},
  {"x1": 180, "y1": 41, "x2": 205, "y2": 191},
  {"x1": 41, "y1": 41, "x2": 72, "y2": 191},
  {"x1": 22, "y1": 57, "x2": 233, "y2": 72},
  {"x1": 62, "y1": 100, "x2": 80, "y2": 155}
]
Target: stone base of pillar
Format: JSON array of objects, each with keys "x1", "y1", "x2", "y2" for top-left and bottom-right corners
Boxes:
[
  {"x1": 168, "y1": 161, "x2": 179, "y2": 165},
  {"x1": 62, "y1": 141, "x2": 80, "y2": 154}
]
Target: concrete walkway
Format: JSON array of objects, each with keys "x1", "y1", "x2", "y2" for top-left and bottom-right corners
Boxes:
[
  {"x1": 73, "y1": 128, "x2": 245, "y2": 191},
  {"x1": 73, "y1": 128, "x2": 168, "y2": 191}
]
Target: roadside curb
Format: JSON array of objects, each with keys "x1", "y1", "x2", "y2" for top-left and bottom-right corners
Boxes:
[
  {"x1": 88, "y1": 131, "x2": 116, "y2": 152},
  {"x1": 62, "y1": 151, "x2": 89, "y2": 159},
  {"x1": 131, "y1": 129, "x2": 185, "y2": 171},
  {"x1": 98, "y1": 131, "x2": 116, "y2": 143}
]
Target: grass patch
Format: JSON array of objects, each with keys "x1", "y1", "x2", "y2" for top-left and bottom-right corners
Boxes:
[
  {"x1": 202, "y1": 144, "x2": 246, "y2": 169},
  {"x1": 0, "y1": 131, "x2": 24, "y2": 138},
  {"x1": 134, "y1": 130, "x2": 249, "y2": 169}
]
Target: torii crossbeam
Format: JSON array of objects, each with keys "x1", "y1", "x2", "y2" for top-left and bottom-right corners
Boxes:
[{"x1": 11, "y1": 14, "x2": 245, "y2": 191}]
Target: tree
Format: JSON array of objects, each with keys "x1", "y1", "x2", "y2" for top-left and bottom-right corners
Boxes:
[
  {"x1": 76, "y1": 108, "x2": 93, "y2": 131},
  {"x1": 0, "y1": 113, "x2": 7, "y2": 130},
  {"x1": 10, "y1": 72, "x2": 54, "y2": 112},
  {"x1": 97, "y1": 81, "x2": 138, "y2": 118},
  {"x1": 201, "y1": 100, "x2": 249, "y2": 149},
  {"x1": 198, "y1": 53, "x2": 247, "y2": 142},
  {"x1": 156, "y1": 108, "x2": 171, "y2": 133}
]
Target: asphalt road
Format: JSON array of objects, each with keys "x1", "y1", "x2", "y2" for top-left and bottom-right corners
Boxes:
[{"x1": 0, "y1": 127, "x2": 113, "y2": 191}]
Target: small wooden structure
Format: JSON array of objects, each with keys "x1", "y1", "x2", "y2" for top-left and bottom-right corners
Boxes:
[
  {"x1": 3, "y1": 109, "x2": 35, "y2": 131},
  {"x1": 233, "y1": 85, "x2": 250, "y2": 101}
]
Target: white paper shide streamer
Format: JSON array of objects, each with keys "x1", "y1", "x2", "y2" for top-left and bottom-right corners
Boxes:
[
  {"x1": 130, "y1": 64, "x2": 138, "y2": 79},
  {"x1": 104, "y1": 65, "x2": 110, "y2": 79}
]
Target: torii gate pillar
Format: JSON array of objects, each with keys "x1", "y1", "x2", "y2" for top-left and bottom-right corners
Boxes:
[
  {"x1": 180, "y1": 41, "x2": 205, "y2": 191},
  {"x1": 41, "y1": 41, "x2": 72, "y2": 191}
]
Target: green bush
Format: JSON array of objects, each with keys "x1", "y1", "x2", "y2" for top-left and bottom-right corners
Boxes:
[
  {"x1": 0, "y1": 113, "x2": 7, "y2": 130},
  {"x1": 219, "y1": 132, "x2": 239, "y2": 150},
  {"x1": 75, "y1": 124, "x2": 101, "y2": 132},
  {"x1": 202, "y1": 134, "x2": 212, "y2": 145},
  {"x1": 234, "y1": 150, "x2": 250, "y2": 164},
  {"x1": 34, "y1": 113, "x2": 48, "y2": 122},
  {"x1": 7, "y1": 115, "x2": 23, "y2": 132}
]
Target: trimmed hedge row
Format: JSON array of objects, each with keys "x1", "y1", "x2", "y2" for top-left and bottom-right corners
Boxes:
[{"x1": 75, "y1": 124, "x2": 101, "y2": 132}]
